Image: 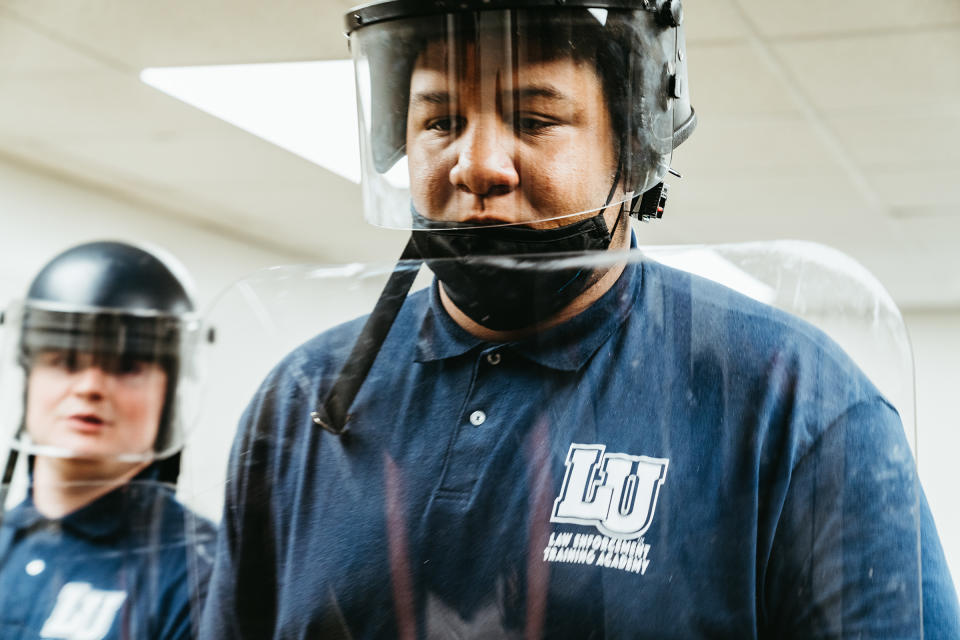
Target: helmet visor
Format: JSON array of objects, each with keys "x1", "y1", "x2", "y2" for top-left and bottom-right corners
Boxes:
[
  {"x1": 350, "y1": 7, "x2": 677, "y2": 229},
  {"x1": 0, "y1": 301, "x2": 203, "y2": 462}
]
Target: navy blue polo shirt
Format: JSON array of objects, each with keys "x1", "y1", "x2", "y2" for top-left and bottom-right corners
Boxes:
[
  {"x1": 0, "y1": 467, "x2": 216, "y2": 639},
  {"x1": 200, "y1": 256, "x2": 959, "y2": 639}
]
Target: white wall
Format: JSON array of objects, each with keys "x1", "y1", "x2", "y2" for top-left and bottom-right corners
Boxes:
[
  {"x1": 0, "y1": 157, "x2": 293, "y2": 308},
  {"x1": 905, "y1": 310, "x2": 960, "y2": 593}
]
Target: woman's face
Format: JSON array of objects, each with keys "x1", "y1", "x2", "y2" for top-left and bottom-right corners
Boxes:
[{"x1": 25, "y1": 350, "x2": 166, "y2": 461}]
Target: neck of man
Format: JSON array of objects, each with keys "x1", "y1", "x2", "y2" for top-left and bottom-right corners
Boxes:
[
  {"x1": 31, "y1": 456, "x2": 150, "y2": 519},
  {"x1": 440, "y1": 210, "x2": 632, "y2": 342}
]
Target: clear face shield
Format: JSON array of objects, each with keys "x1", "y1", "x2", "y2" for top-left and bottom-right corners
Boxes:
[
  {"x1": 350, "y1": 5, "x2": 686, "y2": 230},
  {"x1": 195, "y1": 243, "x2": 924, "y2": 637},
  {"x1": 0, "y1": 301, "x2": 203, "y2": 465}
]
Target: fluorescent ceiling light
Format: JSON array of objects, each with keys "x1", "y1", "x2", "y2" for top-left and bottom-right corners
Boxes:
[
  {"x1": 588, "y1": 8, "x2": 608, "y2": 25},
  {"x1": 141, "y1": 60, "x2": 361, "y2": 183}
]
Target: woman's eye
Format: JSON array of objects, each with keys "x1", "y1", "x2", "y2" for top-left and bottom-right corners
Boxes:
[
  {"x1": 38, "y1": 350, "x2": 73, "y2": 370},
  {"x1": 117, "y1": 358, "x2": 148, "y2": 376}
]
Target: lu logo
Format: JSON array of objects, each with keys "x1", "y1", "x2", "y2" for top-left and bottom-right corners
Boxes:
[
  {"x1": 551, "y1": 443, "x2": 668, "y2": 539},
  {"x1": 40, "y1": 582, "x2": 126, "y2": 640}
]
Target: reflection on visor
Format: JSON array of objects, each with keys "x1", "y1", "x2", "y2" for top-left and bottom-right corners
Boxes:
[
  {"x1": 27, "y1": 349, "x2": 164, "y2": 378},
  {"x1": 19, "y1": 308, "x2": 183, "y2": 364}
]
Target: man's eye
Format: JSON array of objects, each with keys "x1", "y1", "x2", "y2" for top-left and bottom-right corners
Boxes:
[
  {"x1": 426, "y1": 116, "x2": 465, "y2": 134},
  {"x1": 515, "y1": 115, "x2": 555, "y2": 135}
]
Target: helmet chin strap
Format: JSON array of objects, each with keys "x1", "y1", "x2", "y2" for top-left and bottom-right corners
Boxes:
[
  {"x1": 603, "y1": 155, "x2": 626, "y2": 239},
  {"x1": 311, "y1": 239, "x2": 422, "y2": 437},
  {"x1": 0, "y1": 440, "x2": 20, "y2": 524}
]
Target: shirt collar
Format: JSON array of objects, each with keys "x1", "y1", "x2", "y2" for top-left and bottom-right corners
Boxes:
[
  {"x1": 3, "y1": 464, "x2": 165, "y2": 540},
  {"x1": 414, "y1": 242, "x2": 642, "y2": 372},
  {"x1": 511, "y1": 259, "x2": 639, "y2": 371},
  {"x1": 414, "y1": 281, "x2": 486, "y2": 363}
]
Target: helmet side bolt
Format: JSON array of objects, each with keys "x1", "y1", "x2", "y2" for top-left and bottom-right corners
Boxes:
[
  {"x1": 658, "y1": 0, "x2": 683, "y2": 27},
  {"x1": 668, "y1": 74, "x2": 684, "y2": 99}
]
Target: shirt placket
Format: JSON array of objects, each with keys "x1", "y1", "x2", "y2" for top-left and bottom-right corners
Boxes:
[{"x1": 433, "y1": 347, "x2": 509, "y2": 503}]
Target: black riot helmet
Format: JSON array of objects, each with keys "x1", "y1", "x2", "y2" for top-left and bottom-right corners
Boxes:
[
  {"x1": 0, "y1": 241, "x2": 204, "y2": 481},
  {"x1": 346, "y1": 0, "x2": 696, "y2": 229}
]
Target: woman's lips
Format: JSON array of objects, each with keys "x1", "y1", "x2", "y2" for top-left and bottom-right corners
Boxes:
[{"x1": 65, "y1": 414, "x2": 108, "y2": 433}]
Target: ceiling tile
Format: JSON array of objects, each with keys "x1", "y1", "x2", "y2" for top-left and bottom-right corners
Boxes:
[
  {"x1": 868, "y1": 168, "x2": 960, "y2": 210},
  {"x1": 0, "y1": 0, "x2": 355, "y2": 68},
  {"x1": 775, "y1": 30, "x2": 960, "y2": 114},
  {"x1": 736, "y1": 0, "x2": 960, "y2": 38},
  {"x1": 687, "y1": 42, "x2": 801, "y2": 116},
  {"x1": 827, "y1": 112, "x2": 960, "y2": 172},
  {"x1": 683, "y1": 0, "x2": 749, "y2": 43},
  {"x1": 676, "y1": 114, "x2": 848, "y2": 177},
  {"x1": 0, "y1": 14, "x2": 104, "y2": 72},
  {"x1": 645, "y1": 171, "x2": 887, "y2": 242}
]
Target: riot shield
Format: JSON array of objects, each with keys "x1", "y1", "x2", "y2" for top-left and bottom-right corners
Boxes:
[
  {"x1": 0, "y1": 477, "x2": 215, "y2": 639},
  {"x1": 194, "y1": 241, "x2": 928, "y2": 638}
]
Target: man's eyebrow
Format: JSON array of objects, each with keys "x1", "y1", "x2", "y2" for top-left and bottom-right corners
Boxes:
[
  {"x1": 513, "y1": 85, "x2": 570, "y2": 102},
  {"x1": 410, "y1": 91, "x2": 451, "y2": 107},
  {"x1": 410, "y1": 85, "x2": 571, "y2": 107}
]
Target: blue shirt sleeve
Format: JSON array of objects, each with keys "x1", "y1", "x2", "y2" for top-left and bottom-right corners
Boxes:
[
  {"x1": 762, "y1": 398, "x2": 959, "y2": 638},
  {"x1": 919, "y1": 486, "x2": 960, "y2": 639}
]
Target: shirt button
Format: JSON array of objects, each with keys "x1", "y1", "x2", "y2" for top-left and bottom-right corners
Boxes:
[
  {"x1": 25, "y1": 559, "x2": 45, "y2": 576},
  {"x1": 486, "y1": 352, "x2": 502, "y2": 366},
  {"x1": 469, "y1": 410, "x2": 486, "y2": 426}
]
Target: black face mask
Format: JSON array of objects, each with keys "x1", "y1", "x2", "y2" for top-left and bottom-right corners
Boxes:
[{"x1": 410, "y1": 209, "x2": 621, "y2": 331}]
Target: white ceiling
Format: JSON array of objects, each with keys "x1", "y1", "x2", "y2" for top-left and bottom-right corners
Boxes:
[{"x1": 0, "y1": 0, "x2": 958, "y2": 309}]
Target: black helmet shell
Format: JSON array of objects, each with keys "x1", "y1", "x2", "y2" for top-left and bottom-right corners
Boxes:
[{"x1": 27, "y1": 241, "x2": 194, "y2": 315}]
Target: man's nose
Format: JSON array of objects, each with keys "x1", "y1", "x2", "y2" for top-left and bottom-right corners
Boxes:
[{"x1": 448, "y1": 117, "x2": 520, "y2": 199}]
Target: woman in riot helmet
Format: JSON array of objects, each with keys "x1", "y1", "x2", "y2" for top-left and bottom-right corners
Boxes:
[
  {"x1": 0, "y1": 241, "x2": 215, "y2": 639},
  {"x1": 201, "y1": 1, "x2": 959, "y2": 638}
]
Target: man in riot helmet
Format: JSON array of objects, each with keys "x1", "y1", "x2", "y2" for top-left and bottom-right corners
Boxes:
[
  {"x1": 0, "y1": 241, "x2": 215, "y2": 639},
  {"x1": 201, "y1": 1, "x2": 959, "y2": 638}
]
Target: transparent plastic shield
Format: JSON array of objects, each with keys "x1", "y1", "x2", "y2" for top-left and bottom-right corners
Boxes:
[
  {"x1": 350, "y1": 7, "x2": 679, "y2": 230},
  {"x1": 194, "y1": 242, "x2": 922, "y2": 637},
  {"x1": 0, "y1": 301, "x2": 205, "y2": 463},
  {"x1": 0, "y1": 477, "x2": 215, "y2": 639}
]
